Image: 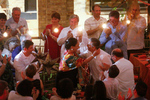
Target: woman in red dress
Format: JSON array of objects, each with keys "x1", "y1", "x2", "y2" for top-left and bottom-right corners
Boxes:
[{"x1": 43, "y1": 12, "x2": 63, "y2": 61}]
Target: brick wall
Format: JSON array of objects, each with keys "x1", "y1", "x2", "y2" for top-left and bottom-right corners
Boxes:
[{"x1": 38, "y1": 0, "x2": 74, "y2": 34}]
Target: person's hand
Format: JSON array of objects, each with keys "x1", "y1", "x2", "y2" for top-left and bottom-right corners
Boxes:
[
  {"x1": 93, "y1": 48, "x2": 100, "y2": 57},
  {"x1": 45, "y1": 29, "x2": 51, "y2": 36},
  {"x1": 126, "y1": 88, "x2": 132, "y2": 100},
  {"x1": 99, "y1": 71, "x2": 105, "y2": 80},
  {"x1": 18, "y1": 25, "x2": 23, "y2": 30},
  {"x1": 52, "y1": 87, "x2": 58, "y2": 96},
  {"x1": 118, "y1": 92, "x2": 125, "y2": 100},
  {"x1": 3, "y1": 55, "x2": 7, "y2": 65},
  {"x1": 99, "y1": 65, "x2": 105, "y2": 71},
  {"x1": 67, "y1": 31, "x2": 73, "y2": 39},
  {"x1": 21, "y1": 71, "x2": 25, "y2": 80},
  {"x1": 32, "y1": 87, "x2": 39, "y2": 100},
  {"x1": 7, "y1": 55, "x2": 11, "y2": 62},
  {"x1": 104, "y1": 27, "x2": 112, "y2": 38},
  {"x1": 128, "y1": 13, "x2": 134, "y2": 20},
  {"x1": 47, "y1": 29, "x2": 52, "y2": 37}
]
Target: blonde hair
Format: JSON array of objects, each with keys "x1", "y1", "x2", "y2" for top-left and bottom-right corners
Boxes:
[{"x1": 127, "y1": 3, "x2": 140, "y2": 18}]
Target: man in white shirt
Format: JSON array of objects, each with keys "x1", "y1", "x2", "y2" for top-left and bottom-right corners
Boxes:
[
  {"x1": 103, "y1": 65, "x2": 119, "y2": 100},
  {"x1": 111, "y1": 48, "x2": 134, "y2": 97},
  {"x1": 124, "y1": 3, "x2": 146, "y2": 58},
  {"x1": 14, "y1": 40, "x2": 40, "y2": 81},
  {"x1": 84, "y1": 4, "x2": 107, "y2": 39},
  {"x1": 81, "y1": 38, "x2": 112, "y2": 82},
  {"x1": 5, "y1": 7, "x2": 28, "y2": 36},
  {"x1": 57, "y1": 14, "x2": 87, "y2": 58}
]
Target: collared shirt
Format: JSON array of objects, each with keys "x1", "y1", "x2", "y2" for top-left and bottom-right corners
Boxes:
[
  {"x1": 103, "y1": 78, "x2": 119, "y2": 100},
  {"x1": 127, "y1": 15, "x2": 146, "y2": 50},
  {"x1": 5, "y1": 17, "x2": 28, "y2": 36},
  {"x1": 84, "y1": 16, "x2": 107, "y2": 39},
  {"x1": 81, "y1": 49, "x2": 112, "y2": 81},
  {"x1": 115, "y1": 58, "x2": 135, "y2": 97},
  {"x1": 99, "y1": 21, "x2": 128, "y2": 59},
  {"x1": 14, "y1": 51, "x2": 40, "y2": 81},
  {"x1": 57, "y1": 26, "x2": 88, "y2": 58}
]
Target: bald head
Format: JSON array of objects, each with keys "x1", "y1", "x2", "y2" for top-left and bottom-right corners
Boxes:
[{"x1": 111, "y1": 48, "x2": 123, "y2": 58}]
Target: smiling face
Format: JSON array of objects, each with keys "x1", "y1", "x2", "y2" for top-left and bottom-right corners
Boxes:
[
  {"x1": 24, "y1": 45, "x2": 34, "y2": 55},
  {"x1": 92, "y1": 5, "x2": 101, "y2": 18},
  {"x1": 109, "y1": 17, "x2": 119, "y2": 27},
  {"x1": 51, "y1": 17, "x2": 60, "y2": 25},
  {"x1": 87, "y1": 41, "x2": 95, "y2": 53},
  {"x1": 12, "y1": 10, "x2": 21, "y2": 23},
  {"x1": 69, "y1": 18, "x2": 78, "y2": 30}
]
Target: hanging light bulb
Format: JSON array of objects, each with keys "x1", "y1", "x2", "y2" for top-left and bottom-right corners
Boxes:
[
  {"x1": 3, "y1": 32, "x2": 8, "y2": 37},
  {"x1": 126, "y1": 20, "x2": 131, "y2": 25},
  {"x1": 54, "y1": 28, "x2": 59, "y2": 33},
  {"x1": 78, "y1": 26, "x2": 83, "y2": 32},
  {"x1": 102, "y1": 23, "x2": 107, "y2": 29}
]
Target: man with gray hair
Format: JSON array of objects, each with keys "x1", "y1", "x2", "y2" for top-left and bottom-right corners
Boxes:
[
  {"x1": 5, "y1": 7, "x2": 28, "y2": 36},
  {"x1": 57, "y1": 14, "x2": 88, "y2": 58}
]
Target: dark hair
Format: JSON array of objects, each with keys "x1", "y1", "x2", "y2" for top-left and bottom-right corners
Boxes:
[
  {"x1": 25, "y1": 64, "x2": 36, "y2": 78},
  {"x1": 22, "y1": 40, "x2": 33, "y2": 49},
  {"x1": 109, "y1": 10, "x2": 120, "y2": 19},
  {"x1": 0, "y1": 80, "x2": 8, "y2": 96},
  {"x1": 0, "y1": 13, "x2": 7, "y2": 20},
  {"x1": 90, "y1": 38, "x2": 100, "y2": 49},
  {"x1": 112, "y1": 49, "x2": 123, "y2": 57},
  {"x1": 65, "y1": 38, "x2": 77, "y2": 50},
  {"x1": 135, "y1": 81, "x2": 147, "y2": 97},
  {"x1": 92, "y1": 81, "x2": 107, "y2": 100},
  {"x1": 92, "y1": 4, "x2": 100, "y2": 11},
  {"x1": 17, "y1": 79, "x2": 33, "y2": 96},
  {"x1": 56, "y1": 78, "x2": 74, "y2": 99},
  {"x1": 51, "y1": 12, "x2": 60, "y2": 20},
  {"x1": 84, "y1": 84, "x2": 93, "y2": 100},
  {"x1": 109, "y1": 65, "x2": 119, "y2": 78}
]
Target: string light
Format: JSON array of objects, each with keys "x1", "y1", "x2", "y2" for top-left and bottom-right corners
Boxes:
[
  {"x1": 3, "y1": 32, "x2": 8, "y2": 37},
  {"x1": 126, "y1": 20, "x2": 131, "y2": 24}
]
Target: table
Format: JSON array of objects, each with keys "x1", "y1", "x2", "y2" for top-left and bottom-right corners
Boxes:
[{"x1": 129, "y1": 53, "x2": 150, "y2": 100}]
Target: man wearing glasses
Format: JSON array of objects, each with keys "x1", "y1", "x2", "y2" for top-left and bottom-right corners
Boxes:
[{"x1": 99, "y1": 11, "x2": 128, "y2": 59}]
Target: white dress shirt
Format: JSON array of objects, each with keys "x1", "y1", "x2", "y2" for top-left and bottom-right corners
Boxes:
[
  {"x1": 57, "y1": 26, "x2": 88, "y2": 58},
  {"x1": 84, "y1": 16, "x2": 107, "y2": 39},
  {"x1": 81, "y1": 49, "x2": 112, "y2": 81},
  {"x1": 127, "y1": 15, "x2": 146, "y2": 50}
]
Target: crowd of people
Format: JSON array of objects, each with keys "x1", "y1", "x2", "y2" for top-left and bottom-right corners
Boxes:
[{"x1": 0, "y1": 1, "x2": 148, "y2": 100}]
